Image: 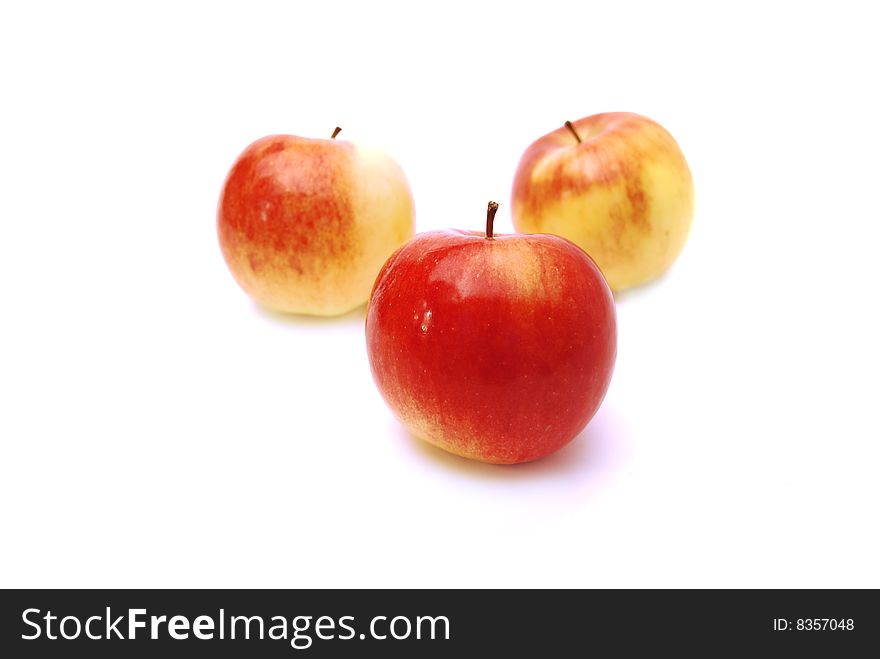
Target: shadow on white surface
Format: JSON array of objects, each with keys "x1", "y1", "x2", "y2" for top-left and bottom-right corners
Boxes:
[
  {"x1": 610, "y1": 269, "x2": 673, "y2": 305},
  {"x1": 391, "y1": 407, "x2": 626, "y2": 484},
  {"x1": 252, "y1": 301, "x2": 368, "y2": 328}
]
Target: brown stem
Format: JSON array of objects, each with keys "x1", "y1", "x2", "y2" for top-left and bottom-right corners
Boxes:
[
  {"x1": 331, "y1": 126, "x2": 342, "y2": 139},
  {"x1": 486, "y1": 201, "x2": 499, "y2": 239},
  {"x1": 564, "y1": 120, "x2": 582, "y2": 143}
]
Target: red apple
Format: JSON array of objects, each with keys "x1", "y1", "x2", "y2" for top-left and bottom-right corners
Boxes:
[
  {"x1": 366, "y1": 203, "x2": 617, "y2": 464},
  {"x1": 511, "y1": 112, "x2": 694, "y2": 291},
  {"x1": 218, "y1": 128, "x2": 414, "y2": 315}
]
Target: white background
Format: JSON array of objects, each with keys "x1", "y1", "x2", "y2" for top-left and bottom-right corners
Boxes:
[{"x1": 2, "y1": 1, "x2": 878, "y2": 588}]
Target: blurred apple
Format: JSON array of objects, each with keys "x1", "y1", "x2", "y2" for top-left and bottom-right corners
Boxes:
[
  {"x1": 366, "y1": 203, "x2": 616, "y2": 464},
  {"x1": 218, "y1": 128, "x2": 415, "y2": 315},
  {"x1": 511, "y1": 112, "x2": 694, "y2": 291}
]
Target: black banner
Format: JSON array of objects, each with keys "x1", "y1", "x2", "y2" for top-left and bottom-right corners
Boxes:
[{"x1": 1, "y1": 589, "x2": 876, "y2": 657}]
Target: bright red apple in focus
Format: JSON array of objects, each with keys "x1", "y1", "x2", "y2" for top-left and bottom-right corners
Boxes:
[{"x1": 366, "y1": 202, "x2": 617, "y2": 464}]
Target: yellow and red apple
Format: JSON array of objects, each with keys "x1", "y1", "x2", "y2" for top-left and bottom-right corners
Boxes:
[
  {"x1": 511, "y1": 112, "x2": 694, "y2": 291},
  {"x1": 366, "y1": 203, "x2": 617, "y2": 465},
  {"x1": 217, "y1": 129, "x2": 415, "y2": 315}
]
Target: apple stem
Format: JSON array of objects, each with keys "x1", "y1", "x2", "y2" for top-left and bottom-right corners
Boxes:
[
  {"x1": 486, "y1": 201, "x2": 499, "y2": 239},
  {"x1": 331, "y1": 126, "x2": 342, "y2": 139},
  {"x1": 564, "y1": 120, "x2": 582, "y2": 144}
]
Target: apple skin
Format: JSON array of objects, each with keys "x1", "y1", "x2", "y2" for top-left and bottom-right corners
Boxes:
[
  {"x1": 366, "y1": 229, "x2": 616, "y2": 464},
  {"x1": 218, "y1": 134, "x2": 415, "y2": 315},
  {"x1": 511, "y1": 112, "x2": 694, "y2": 291}
]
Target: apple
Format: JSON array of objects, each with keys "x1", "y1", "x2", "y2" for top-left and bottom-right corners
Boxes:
[
  {"x1": 366, "y1": 202, "x2": 616, "y2": 464},
  {"x1": 511, "y1": 112, "x2": 694, "y2": 291},
  {"x1": 217, "y1": 128, "x2": 415, "y2": 315}
]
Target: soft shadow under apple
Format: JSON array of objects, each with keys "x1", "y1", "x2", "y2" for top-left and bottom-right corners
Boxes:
[
  {"x1": 611, "y1": 269, "x2": 672, "y2": 305},
  {"x1": 252, "y1": 301, "x2": 368, "y2": 328},
  {"x1": 392, "y1": 408, "x2": 623, "y2": 484}
]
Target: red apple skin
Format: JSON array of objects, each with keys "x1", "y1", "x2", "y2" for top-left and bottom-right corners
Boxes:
[
  {"x1": 366, "y1": 229, "x2": 617, "y2": 464},
  {"x1": 218, "y1": 134, "x2": 414, "y2": 315}
]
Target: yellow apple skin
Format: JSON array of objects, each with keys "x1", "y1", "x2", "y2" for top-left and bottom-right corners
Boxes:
[
  {"x1": 218, "y1": 134, "x2": 415, "y2": 315},
  {"x1": 511, "y1": 112, "x2": 694, "y2": 291}
]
